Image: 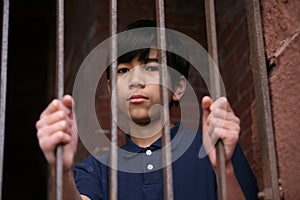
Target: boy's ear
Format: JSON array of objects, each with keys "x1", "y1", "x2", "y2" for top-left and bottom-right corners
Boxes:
[
  {"x1": 107, "y1": 80, "x2": 111, "y2": 95},
  {"x1": 172, "y1": 76, "x2": 186, "y2": 102}
]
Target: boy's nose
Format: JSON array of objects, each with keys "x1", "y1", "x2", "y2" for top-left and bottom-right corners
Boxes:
[
  {"x1": 128, "y1": 68, "x2": 145, "y2": 89},
  {"x1": 129, "y1": 81, "x2": 145, "y2": 89}
]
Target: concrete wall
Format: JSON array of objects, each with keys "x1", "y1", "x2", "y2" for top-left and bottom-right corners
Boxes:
[{"x1": 261, "y1": 0, "x2": 300, "y2": 199}]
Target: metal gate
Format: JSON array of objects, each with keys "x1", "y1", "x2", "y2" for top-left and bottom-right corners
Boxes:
[{"x1": 0, "y1": 0, "x2": 281, "y2": 199}]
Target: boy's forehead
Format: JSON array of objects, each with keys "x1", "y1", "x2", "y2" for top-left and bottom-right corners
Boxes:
[
  {"x1": 148, "y1": 48, "x2": 159, "y2": 59},
  {"x1": 132, "y1": 48, "x2": 159, "y2": 63}
]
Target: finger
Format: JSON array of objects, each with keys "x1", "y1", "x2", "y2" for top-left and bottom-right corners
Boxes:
[
  {"x1": 37, "y1": 120, "x2": 71, "y2": 139},
  {"x1": 40, "y1": 99, "x2": 71, "y2": 119},
  {"x1": 36, "y1": 110, "x2": 72, "y2": 129},
  {"x1": 62, "y1": 94, "x2": 74, "y2": 110},
  {"x1": 211, "y1": 97, "x2": 232, "y2": 112},
  {"x1": 208, "y1": 127, "x2": 240, "y2": 155},
  {"x1": 39, "y1": 131, "x2": 71, "y2": 154},
  {"x1": 212, "y1": 127, "x2": 239, "y2": 146},
  {"x1": 40, "y1": 99, "x2": 60, "y2": 118},
  {"x1": 199, "y1": 130, "x2": 217, "y2": 158},
  {"x1": 210, "y1": 107, "x2": 240, "y2": 124},
  {"x1": 209, "y1": 117, "x2": 240, "y2": 132}
]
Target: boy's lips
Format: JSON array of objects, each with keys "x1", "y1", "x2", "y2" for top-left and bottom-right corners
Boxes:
[{"x1": 128, "y1": 94, "x2": 149, "y2": 103}]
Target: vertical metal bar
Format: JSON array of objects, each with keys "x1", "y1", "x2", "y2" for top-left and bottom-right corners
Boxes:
[
  {"x1": 204, "y1": 0, "x2": 227, "y2": 199},
  {"x1": 0, "y1": 0, "x2": 10, "y2": 199},
  {"x1": 155, "y1": 0, "x2": 174, "y2": 199},
  {"x1": 245, "y1": 0, "x2": 280, "y2": 199},
  {"x1": 109, "y1": 0, "x2": 118, "y2": 199},
  {"x1": 56, "y1": 0, "x2": 65, "y2": 199}
]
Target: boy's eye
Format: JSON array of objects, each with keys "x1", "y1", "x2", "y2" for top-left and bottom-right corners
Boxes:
[
  {"x1": 117, "y1": 68, "x2": 130, "y2": 74},
  {"x1": 145, "y1": 66, "x2": 159, "y2": 72}
]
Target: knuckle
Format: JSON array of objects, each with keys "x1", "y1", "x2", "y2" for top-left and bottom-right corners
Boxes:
[
  {"x1": 38, "y1": 138, "x2": 43, "y2": 146},
  {"x1": 60, "y1": 121, "x2": 68, "y2": 130},
  {"x1": 57, "y1": 110, "x2": 66, "y2": 120},
  {"x1": 236, "y1": 117, "x2": 241, "y2": 125},
  {"x1": 220, "y1": 96, "x2": 227, "y2": 102},
  {"x1": 36, "y1": 130, "x2": 42, "y2": 138},
  {"x1": 216, "y1": 128, "x2": 222, "y2": 137},
  {"x1": 54, "y1": 131, "x2": 65, "y2": 144},
  {"x1": 52, "y1": 99, "x2": 59, "y2": 106},
  {"x1": 232, "y1": 131, "x2": 239, "y2": 141},
  {"x1": 35, "y1": 120, "x2": 41, "y2": 129},
  {"x1": 51, "y1": 99, "x2": 61, "y2": 110},
  {"x1": 213, "y1": 127, "x2": 221, "y2": 138},
  {"x1": 57, "y1": 131, "x2": 65, "y2": 139},
  {"x1": 214, "y1": 108, "x2": 222, "y2": 117},
  {"x1": 212, "y1": 127, "x2": 219, "y2": 134},
  {"x1": 38, "y1": 138, "x2": 47, "y2": 150},
  {"x1": 210, "y1": 117, "x2": 217, "y2": 126}
]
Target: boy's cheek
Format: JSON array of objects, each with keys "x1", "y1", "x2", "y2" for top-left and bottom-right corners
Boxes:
[{"x1": 117, "y1": 98, "x2": 129, "y2": 115}]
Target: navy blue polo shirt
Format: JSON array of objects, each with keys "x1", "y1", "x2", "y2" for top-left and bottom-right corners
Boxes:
[{"x1": 74, "y1": 123, "x2": 258, "y2": 200}]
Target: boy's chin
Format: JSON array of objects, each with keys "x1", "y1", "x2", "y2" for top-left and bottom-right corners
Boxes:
[{"x1": 130, "y1": 117, "x2": 151, "y2": 126}]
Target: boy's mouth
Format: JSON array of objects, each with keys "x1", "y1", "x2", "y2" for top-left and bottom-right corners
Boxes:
[{"x1": 128, "y1": 94, "x2": 149, "y2": 103}]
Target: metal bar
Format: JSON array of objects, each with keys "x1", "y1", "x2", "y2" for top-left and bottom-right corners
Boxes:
[
  {"x1": 56, "y1": 0, "x2": 65, "y2": 199},
  {"x1": 0, "y1": 0, "x2": 10, "y2": 199},
  {"x1": 109, "y1": 0, "x2": 118, "y2": 199},
  {"x1": 245, "y1": 0, "x2": 280, "y2": 199},
  {"x1": 155, "y1": 0, "x2": 174, "y2": 199},
  {"x1": 204, "y1": 0, "x2": 227, "y2": 199}
]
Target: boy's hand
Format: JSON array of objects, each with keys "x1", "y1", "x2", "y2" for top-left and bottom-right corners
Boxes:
[
  {"x1": 201, "y1": 96, "x2": 240, "y2": 169},
  {"x1": 36, "y1": 95, "x2": 78, "y2": 172}
]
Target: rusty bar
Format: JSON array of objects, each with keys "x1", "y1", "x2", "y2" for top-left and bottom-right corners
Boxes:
[
  {"x1": 204, "y1": 0, "x2": 227, "y2": 199},
  {"x1": 245, "y1": 0, "x2": 280, "y2": 199},
  {"x1": 0, "y1": 0, "x2": 10, "y2": 199},
  {"x1": 155, "y1": 0, "x2": 174, "y2": 199},
  {"x1": 109, "y1": 0, "x2": 118, "y2": 199},
  {"x1": 55, "y1": 0, "x2": 65, "y2": 199}
]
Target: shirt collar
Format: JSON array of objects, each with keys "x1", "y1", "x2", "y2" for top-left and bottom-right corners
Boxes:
[{"x1": 121, "y1": 122, "x2": 183, "y2": 155}]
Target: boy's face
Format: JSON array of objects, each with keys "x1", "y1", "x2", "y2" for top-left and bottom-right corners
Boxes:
[{"x1": 115, "y1": 49, "x2": 171, "y2": 125}]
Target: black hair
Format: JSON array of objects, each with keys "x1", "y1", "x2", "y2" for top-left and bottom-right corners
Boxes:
[{"x1": 106, "y1": 19, "x2": 190, "y2": 106}]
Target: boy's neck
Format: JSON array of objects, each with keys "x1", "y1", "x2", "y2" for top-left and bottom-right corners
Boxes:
[
  {"x1": 130, "y1": 131, "x2": 162, "y2": 148},
  {"x1": 129, "y1": 119, "x2": 175, "y2": 148}
]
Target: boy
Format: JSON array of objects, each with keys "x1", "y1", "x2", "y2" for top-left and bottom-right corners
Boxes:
[{"x1": 36, "y1": 20, "x2": 258, "y2": 199}]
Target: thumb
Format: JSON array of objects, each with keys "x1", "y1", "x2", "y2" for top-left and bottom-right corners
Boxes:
[
  {"x1": 199, "y1": 96, "x2": 214, "y2": 159},
  {"x1": 202, "y1": 96, "x2": 212, "y2": 123}
]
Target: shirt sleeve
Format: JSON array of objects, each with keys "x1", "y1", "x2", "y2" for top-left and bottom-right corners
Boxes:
[
  {"x1": 73, "y1": 156, "x2": 107, "y2": 200},
  {"x1": 232, "y1": 145, "x2": 259, "y2": 200}
]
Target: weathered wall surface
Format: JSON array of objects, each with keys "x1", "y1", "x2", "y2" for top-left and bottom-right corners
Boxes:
[{"x1": 261, "y1": 0, "x2": 300, "y2": 199}]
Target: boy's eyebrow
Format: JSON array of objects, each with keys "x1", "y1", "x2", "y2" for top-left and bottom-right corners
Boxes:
[{"x1": 144, "y1": 58, "x2": 159, "y2": 64}]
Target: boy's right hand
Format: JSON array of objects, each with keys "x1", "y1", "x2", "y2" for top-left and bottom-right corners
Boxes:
[{"x1": 36, "y1": 95, "x2": 78, "y2": 172}]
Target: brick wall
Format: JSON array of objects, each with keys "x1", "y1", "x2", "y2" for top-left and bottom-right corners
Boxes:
[{"x1": 215, "y1": 0, "x2": 257, "y2": 181}]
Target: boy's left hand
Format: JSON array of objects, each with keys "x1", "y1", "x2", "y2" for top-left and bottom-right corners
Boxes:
[{"x1": 201, "y1": 96, "x2": 240, "y2": 169}]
